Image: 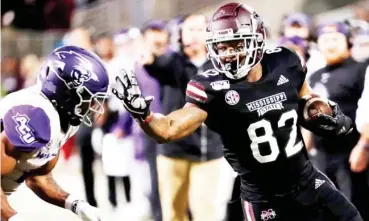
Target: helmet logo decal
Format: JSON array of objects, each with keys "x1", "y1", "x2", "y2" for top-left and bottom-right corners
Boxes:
[
  {"x1": 55, "y1": 50, "x2": 99, "y2": 86},
  {"x1": 71, "y1": 65, "x2": 93, "y2": 86},
  {"x1": 214, "y1": 29, "x2": 234, "y2": 36}
]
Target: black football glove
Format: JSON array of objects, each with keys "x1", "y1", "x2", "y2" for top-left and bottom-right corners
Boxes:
[
  {"x1": 112, "y1": 70, "x2": 153, "y2": 123},
  {"x1": 299, "y1": 99, "x2": 353, "y2": 137}
]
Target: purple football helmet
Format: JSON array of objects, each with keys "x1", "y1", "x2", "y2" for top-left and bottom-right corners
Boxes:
[{"x1": 39, "y1": 45, "x2": 110, "y2": 126}]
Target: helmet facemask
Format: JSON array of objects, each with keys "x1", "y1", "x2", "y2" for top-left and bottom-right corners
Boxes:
[
  {"x1": 74, "y1": 86, "x2": 109, "y2": 126},
  {"x1": 206, "y1": 30, "x2": 265, "y2": 80}
]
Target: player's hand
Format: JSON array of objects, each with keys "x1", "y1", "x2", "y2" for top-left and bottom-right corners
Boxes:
[
  {"x1": 325, "y1": 101, "x2": 352, "y2": 136},
  {"x1": 307, "y1": 101, "x2": 353, "y2": 136},
  {"x1": 349, "y1": 141, "x2": 369, "y2": 173},
  {"x1": 112, "y1": 70, "x2": 153, "y2": 123},
  {"x1": 73, "y1": 201, "x2": 102, "y2": 221}
]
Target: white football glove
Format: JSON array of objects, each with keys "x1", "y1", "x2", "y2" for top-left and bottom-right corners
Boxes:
[
  {"x1": 66, "y1": 196, "x2": 102, "y2": 221},
  {"x1": 112, "y1": 70, "x2": 153, "y2": 123}
]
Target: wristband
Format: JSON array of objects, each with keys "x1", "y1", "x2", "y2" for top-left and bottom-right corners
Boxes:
[
  {"x1": 65, "y1": 195, "x2": 83, "y2": 213},
  {"x1": 143, "y1": 112, "x2": 154, "y2": 124}
]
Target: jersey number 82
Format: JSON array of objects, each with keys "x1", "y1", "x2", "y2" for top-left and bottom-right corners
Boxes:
[{"x1": 247, "y1": 109, "x2": 303, "y2": 163}]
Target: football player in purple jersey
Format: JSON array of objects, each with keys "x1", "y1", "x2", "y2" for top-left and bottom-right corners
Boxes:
[{"x1": 0, "y1": 46, "x2": 110, "y2": 221}]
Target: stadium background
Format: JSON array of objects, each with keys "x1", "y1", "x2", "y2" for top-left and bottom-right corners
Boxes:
[{"x1": 1, "y1": 0, "x2": 368, "y2": 220}]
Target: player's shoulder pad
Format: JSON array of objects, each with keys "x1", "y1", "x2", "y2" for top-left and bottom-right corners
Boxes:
[
  {"x1": 193, "y1": 69, "x2": 223, "y2": 80},
  {"x1": 190, "y1": 69, "x2": 225, "y2": 90},
  {"x1": 186, "y1": 69, "x2": 224, "y2": 104},
  {"x1": 264, "y1": 46, "x2": 305, "y2": 71},
  {"x1": 264, "y1": 46, "x2": 307, "y2": 88},
  {"x1": 3, "y1": 104, "x2": 51, "y2": 152}
]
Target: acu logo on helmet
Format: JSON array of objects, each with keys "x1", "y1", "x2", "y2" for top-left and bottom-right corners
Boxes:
[{"x1": 54, "y1": 50, "x2": 100, "y2": 87}]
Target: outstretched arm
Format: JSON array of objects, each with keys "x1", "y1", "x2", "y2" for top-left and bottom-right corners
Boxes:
[
  {"x1": 112, "y1": 71, "x2": 208, "y2": 144},
  {"x1": 140, "y1": 103, "x2": 208, "y2": 143}
]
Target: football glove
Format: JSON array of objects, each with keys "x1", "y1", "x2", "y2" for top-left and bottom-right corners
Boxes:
[
  {"x1": 66, "y1": 198, "x2": 102, "y2": 221},
  {"x1": 112, "y1": 70, "x2": 153, "y2": 123},
  {"x1": 299, "y1": 99, "x2": 353, "y2": 137}
]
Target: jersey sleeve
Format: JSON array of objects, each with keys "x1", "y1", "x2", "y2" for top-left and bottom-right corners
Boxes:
[
  {"x1": 3, "y1": 105, "x2": 51, "y2": 152},
  {"x1": 185, "y1": 75, "x2": 215, "y2": 110}
]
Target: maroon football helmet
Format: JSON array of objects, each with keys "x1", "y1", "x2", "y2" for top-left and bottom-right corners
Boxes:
[{"x1": 206, "y1": 3, "x2": 266, "y2": 79}]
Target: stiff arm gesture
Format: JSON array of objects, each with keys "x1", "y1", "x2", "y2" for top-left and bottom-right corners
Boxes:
[{"x1": 112, "y1": 70, "x2": 207, "y2": 143}]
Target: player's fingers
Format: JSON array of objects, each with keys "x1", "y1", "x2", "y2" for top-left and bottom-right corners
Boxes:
[
  {"x1": 121, "y1": 70, "x2": 134, "y2": 89},
  {"x1": 125, "y1": 70, "x2": 135, "y2": 84},
  {"x1": 131, "y1": 84, "x2": 142, "y2": 95},
  {"x1": 129, "y1": 71, "x2": 142, "y2": 94},
  {"x1": 316, "y1": 114, "x2": 337, "y2": 126},
  {"x1": 145, "y1": 96, "x2": 154, "y2": 102},
  {"x1": 145, "y1": 96, "x2": 154, "y2": 106},
  {"x1": 115, "y1": 76, "x2": 128, "y2": 91},
  {"x1": 112, "y1": 88, "x2": 125, "y2": 100}
]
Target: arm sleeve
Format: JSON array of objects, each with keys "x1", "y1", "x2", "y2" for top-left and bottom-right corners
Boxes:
[
  {"x1": 356, "y1": 65, "x2": 369, "y2": 133},
  {"x1": 185, "y1": 76, "x2": 214, "y2": 111},
  {"x1": 3, "y1": 105, "x2": 51, "y2": 152},
  {"x1": 143, "y1": 52, "x2": 178, "y2": 86}
]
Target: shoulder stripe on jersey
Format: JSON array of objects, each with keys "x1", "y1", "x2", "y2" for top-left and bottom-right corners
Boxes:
[
  {"x1": 186, "y1": 89, "x2": 208, "y2": 102},
  {"x1": 186, "y1": 83, "x2": 208, "y2": 102},
  {"x1": 188, "y1": 80, "x2": 205, "y2": 90}
]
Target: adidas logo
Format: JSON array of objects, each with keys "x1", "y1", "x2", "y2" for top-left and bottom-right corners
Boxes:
[
  {"x1": 315, "y1": 179, "x2": 325, "y2": 189},
  {"x1": 277, "y1": 75, "x2": 289, "y2": 86},
  {"x1": 339, "y1": 126, "x2": 346, "y2": 134}
]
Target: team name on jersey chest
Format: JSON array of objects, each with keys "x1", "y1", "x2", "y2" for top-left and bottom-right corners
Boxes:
[
  {"x1": 219, "y1": 81, "x2": 298, "y2": 119},
  {"x1": 246, "y1": 92, "x2": 287, "y2": 116}
]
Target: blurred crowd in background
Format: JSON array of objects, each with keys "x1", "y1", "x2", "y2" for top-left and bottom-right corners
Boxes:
[{"x1": 2, "y1": 0, "x2": 369, "y2": 221}]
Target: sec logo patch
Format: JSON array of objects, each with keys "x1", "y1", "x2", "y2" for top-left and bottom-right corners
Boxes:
[{"x1": 225, "y1": 90, "x2": 240, "y2": 105}]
